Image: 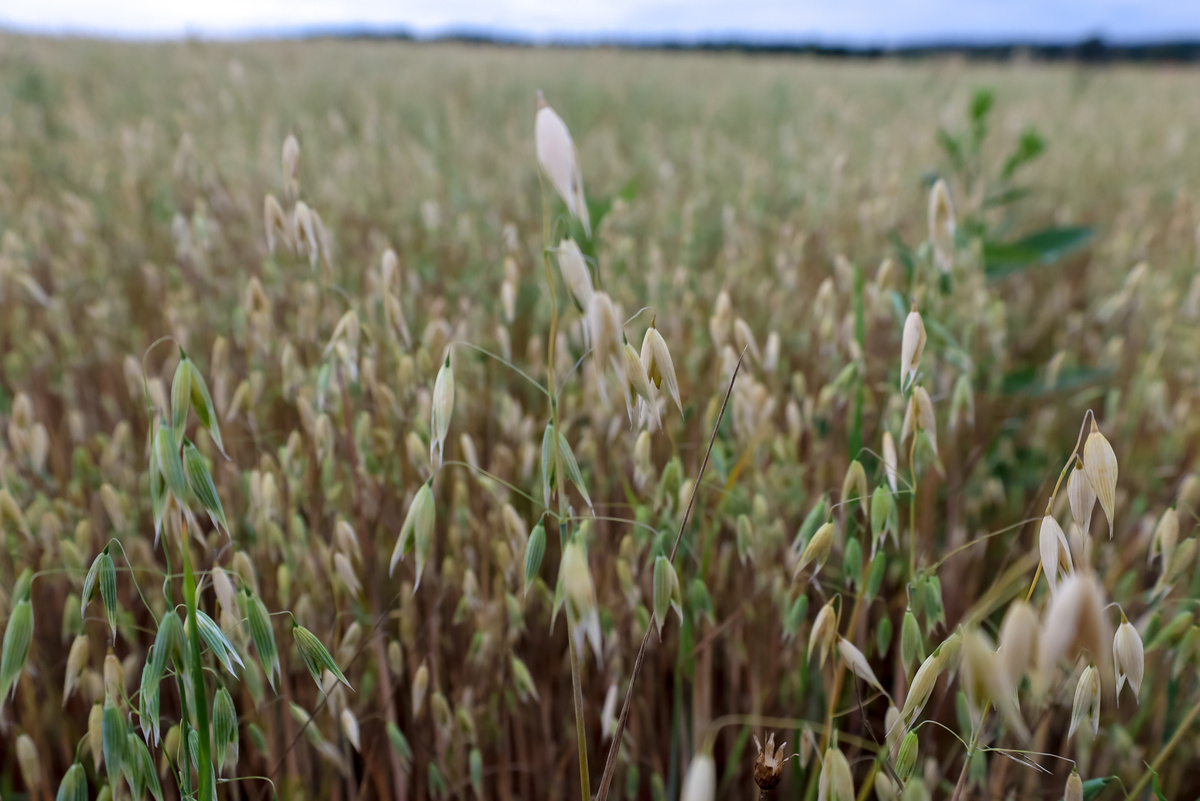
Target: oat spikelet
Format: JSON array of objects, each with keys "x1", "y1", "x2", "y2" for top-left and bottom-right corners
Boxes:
[
  {"x1": 928, "y1": 177, "x2": 956, "y2": 274},
  {"x1": 808, "y1": 599, "x2": 837, "y2": 669},
  {"x1": 1113, "y1": 613, "x2": 1144, "y2": 705},
  {"x1": 900, "y1": 305, "x2": 926, "y2": 391},
  {"x1": 1067, "y1": 461, "x2": 1096, "y2": 534},
  {"x1": 556, "y1": 239, "x2": 593, "y2": 309},
  {"x1": 837, "y1": 636, "x2": 884, "y2": 693},
  {"x1": 430, "y1": 356, "x2": 455, "y2": 468},
  {"x1": 997, "y1": 600, "x2": 1039, "y2": 687},
  {"x1": 281, "y1": 133, "x2": 300, "y2": 196},
  {"x1": 1082, "y1": 420, "x2": 1118, "y2": 538},
  {"x1": 681, "y1": 754, "x2": 716, "y2": 801},
  {"x1": 535, "y1": 92, "x2": 590, "y2": 237},
  {"x1": 641, "y1": 325, "x2": 683, "y2": 414},
  {"x1": 817, "y1": 746, "x2": 854, "y2": 801},
  {"x1": 1038, "y1": 515, "x2": 1074, "y2": 594},
  {"x1": 1068, "y1": 664, "x2": 1101, "y2": 740},
  {"x1": 1037, "y1": 572, "x2": 1113, "y2": 697},
  {"x1": 882, "y1": 431, "x2": 899, "y2": 493}
]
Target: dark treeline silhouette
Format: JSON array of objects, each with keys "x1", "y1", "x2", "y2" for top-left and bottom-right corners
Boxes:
[{"x1": 312, "y1": 29, "x2": 1200, "y2": 63}]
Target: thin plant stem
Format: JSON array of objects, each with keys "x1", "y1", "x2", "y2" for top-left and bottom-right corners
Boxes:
[
  {"x1": 909, "y1": 431, "x2": 919, "y2": 575},
  {"x1": 180, "y1": 518, "x2": 214, "y2": 801},
  {"x1": 539, "y1": 165, "x2": 590, "y2": 801},
  {"x1": 1126, "y1": 695, "x2": 1200, "y2": 799},
  {"x1": 594, "y1": 351, "x2": 745, "y2": 801},
  {"x1": 950, "y1": 702, "x2": 990, "y2": 801}
]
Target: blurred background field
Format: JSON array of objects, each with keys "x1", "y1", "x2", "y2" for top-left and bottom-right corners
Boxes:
[{"x1": 2, "y1": 33, "x2": 1200, "y2": 800}]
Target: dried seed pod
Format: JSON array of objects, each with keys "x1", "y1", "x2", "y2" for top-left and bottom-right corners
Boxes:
[
  {"x1": 752, "y1": 732, "x2": 787, "y2": 790},
  {"x1": 1068, "y1": 664, "x2": 1101, "y2": 740},
  {"x1": 1113, "y1": 614, "x2": 1144, "y2": 705},
  {"x1": 900, "y1": 306, "x2": 926, "y2": 391},
  {"x1": 1082, "y1": 421, "x2": 1118, "y2": 538}
]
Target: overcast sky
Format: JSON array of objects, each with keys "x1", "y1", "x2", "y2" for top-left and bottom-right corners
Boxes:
[{"x1": 2, "y1": 0, "x2": 1197, "y2": 43}]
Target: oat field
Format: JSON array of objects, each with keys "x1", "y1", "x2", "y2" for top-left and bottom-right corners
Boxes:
[{"x1": 1, "y1": 34, "x2": 1200, "y2": 801}]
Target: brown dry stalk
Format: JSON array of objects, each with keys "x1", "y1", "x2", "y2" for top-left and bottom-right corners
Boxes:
[{"x1": 594, "y1": 350, "x2": 745, "y2": 801}]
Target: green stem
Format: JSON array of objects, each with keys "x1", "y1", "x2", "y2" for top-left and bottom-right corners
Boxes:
[
  {"x1": 540, "y1": 167, "x2": 590, "y2": 801},
  {"x1": 908, "y1": 431, "x2": 919, "y2": 576},
  {"x1": 1127, "y1": 696, "x2": 1200, "y2": 799},
  {"x1": 181, "y1": 522, "x2": 213, "y2": 801}
]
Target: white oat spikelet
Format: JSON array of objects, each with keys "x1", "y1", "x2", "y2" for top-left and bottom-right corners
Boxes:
[
  {"x1": 1082, "y1": 420, "x2": 1118, "y2": 538},
  {"x1": 928, "y1": 178, "x2": 956, "y2": 274},
  {"x1": 1038, "y1": 515, "x2": 1074, "y2": 594},
  {"x1": 264, "y1": 194, "x2": 290, "y2": 255},
  {"x1": 586, "y1": 291, "x2": 624, "y2": 383},
  {"x1": 1037, "y1": 572, "x2": 1113, "y2": 698},
  {"x1": 997, "y1": 600, "x2": 1039, "y2": 686},
  {"x1": 882, "y1": 431, "x2": 899, "y2": 493},
  {"x1": 622, "y1": 339, "x2": 659, "y2": 429},
  {"x1": 1113, "y1": 613, "x2": 1144, "y2": 705},
  {"x1": 1068, "y1": 664, "x2": 1101, "y2": 740},
  {"x1": 1064, "y1": 770, "x2": 1084, "y2": 801},
  {"x1": 535, "y1": 92, "x2": 590, "y2": 237},
  {"x1": 430, "y1": 356, "x2": 455, "y2": 468},
  {"x1": 556, "y1": 239, "x2": 593, "y2": 309},
  {"x1": 281, "y1": 133, "x2": 300, "y2": 197},
  {"x1": 900, "y1": 305, "x2": 926, "y2": 391},
  {"x1": 733, "y1": 317, "x2": 760, "y2": 363},
  {"x1": 681, "y1": 753, "x2": 716, "y2": 801},
  {"x1": 902, "y1": 386, "x2": 938, "y2": 457},
  {"x1": 1067, "y1": 461, "x2": 1096, "y2": 534},
  {"x1": 808, "y1": 598, "x2": 838, "y2": 669},
  {"x1": 960, "y1": 627, "x2": 1029, "y2": 741},
  {"x1": 837, "y1": 637, "x2": 885, "y2": 694},
  {"x1": 818, "y1": 746, "x2": 855, "y2": 801},
  {"x1": 641, "y1": 324, "x2": 683, "y2": 414},
  {"x1": 1150, "y1": 508, "x2": 1179, "y2": 568}
]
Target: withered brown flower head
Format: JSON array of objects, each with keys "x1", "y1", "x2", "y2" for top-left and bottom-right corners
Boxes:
[{"x1": 753, "y1": 732, "x2": 787, "y2": 791}]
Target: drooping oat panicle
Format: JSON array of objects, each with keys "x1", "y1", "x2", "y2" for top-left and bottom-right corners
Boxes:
[
  {"x1": 681, "y1": 754, "x2": 716, "y2": 801},
  {"x1": 1039, "y1": 515, "x2": 1074, "y2": 594},
  {"x1": 733, "y1": 318, "x2": 760, "y2": 363},
  {"x1": 535, "y1": 92, "x2": 590, "y2": 237},
  {"x1": 1082, "y1": 420, "x2": 1118, "y2": 538},
  {"x1": 997, "y1": 600, "x2": 1039, "y2": 686},
  {"x1": 430, "y1": 356, "x2": 455, "y2": 468},
  {"x1": 1067, "y1": 462, "x2": 1096, "y2": 534},
  {"x1": 838, "y1": 636, "x2": 885, "y2": 693},
  {"x1": 795, "y1": 521, "x2": 835, "y2": 580},
  {"x1": 560, "y1": 538, "x2": 602, "y2": 661},
  {"x1": 16, "y1": 733, "x2": 39, "y2": 790},
  {"x1": 818, "y1": 746, "x2": 855, "y2": 801},
  {"x1": 882, "y1": 431, "x2": 900, "y2": 493},
  {"x1": 928, "y1": 177, "x2": 956, "y2": 274},
  {"x1": 842, "y1": 459, "x2": 869, "y2": 517},
  {"x1": 411, "y1": 661, "x2": 429, "y2": 718},
  {"x1": 1150, "y1": 508, "x2": 1179, "y2": 568},
  {"x1": 1113, "y1": 614, "x2": 1144, "y2": 705},
  {"x1": 281, "y1": 133, "x2": 300, "y2": 196},
  {"x1": 900, "y1": 305, "x2": 926, "y2": 391},
  {"x1": 587, "y1": 291, "x2": 623, "y2": 381},
  {"x1": 641, "y1": 325, "x2": 683, "y2": 414},
  {"x1": 622, "y1": 339, "x2": 659, "y2": 428},
  {"x1": 652, "y1": 555, "x2": 682, "y2": 639},
  {"x1": 808, "y1": 598, "x2": 838, "y2": 668},
  {"x1": 961, "y1": 627, "x2": 1029, "y2": 740},
  {"x1": 1068, "y1": 664, "x2": 1101, "y2": 740},
  {"x1": 264, "y1": 194, "x2": 290, "y2": 255},
  {"x1": 1037, "y1": 572, "x2": 1113, "y2": 697},
  {"x1": 556, "y1": 239, "x2": 593, "y2": 309},
  {"x1": 390, "y1": 481, "x2": 436, "y2": 589}
]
